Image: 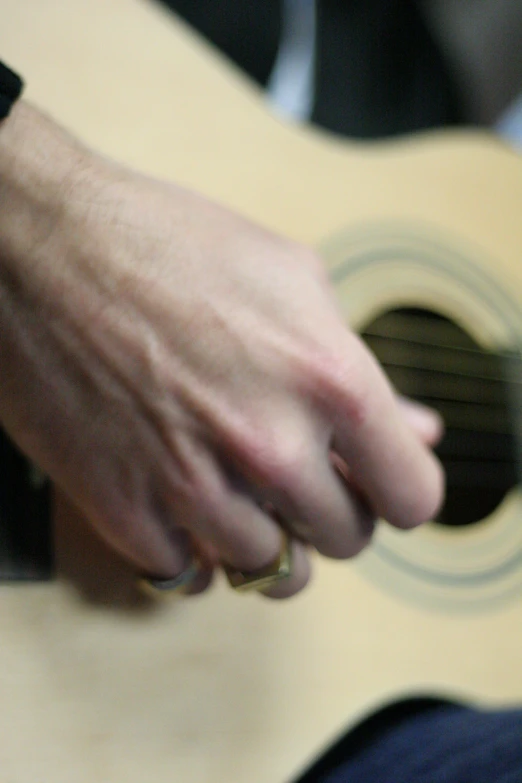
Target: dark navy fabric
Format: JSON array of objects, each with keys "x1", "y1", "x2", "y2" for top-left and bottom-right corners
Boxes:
[{"x1": 295, "y1": 700, "x2": 522, "y2": 783}]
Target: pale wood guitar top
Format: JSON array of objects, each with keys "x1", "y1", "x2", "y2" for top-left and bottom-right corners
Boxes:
[{"x1": 0, "y1": 2, "x2": 521, "y2": 782}]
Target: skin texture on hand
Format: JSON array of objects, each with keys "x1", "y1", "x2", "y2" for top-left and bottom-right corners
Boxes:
[{"x1": 0, "y1": 103, "x2": 444, "y2": 598}]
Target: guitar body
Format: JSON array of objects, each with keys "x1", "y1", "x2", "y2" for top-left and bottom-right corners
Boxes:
[{"x1": 1, "y1": 2, "x2": 521, "y2": 782}]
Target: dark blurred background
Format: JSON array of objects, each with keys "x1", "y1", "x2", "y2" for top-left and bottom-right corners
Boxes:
[{"x1": 161, "y1": 0, "x2": 522, "y2": 141}]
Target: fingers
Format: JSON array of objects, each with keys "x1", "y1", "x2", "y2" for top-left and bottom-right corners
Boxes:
[
  {"x1": 199, "y1": 490, "x2": 311, "y2": 599},
  {"x1": 331, "y1": 338, "x2": 445, "y2": 530},
  {"x1": 242, "y1": 396, "x2": 442, "y2": 571},
  {"x1": 398, "y1": 396, "x2": 444, "y2": 447},
  {"x1": 114, "y1": 388, "x2": 443, "y2": 600},
  {"x1": 171, "y1": 446, "x2": 312, "y2": 599},
  {"x1": 266, "y1": 448, "x2": 375, "y2": 560},
  {"x1": 190, "y1": 391, "x2": 441, "y2": 594},
  {"x1": 96, "y1": 508, "x2": 195, "y2": 581},
  {"x1": 188, "y1": 445, "x2": 372, "y2": 597}
]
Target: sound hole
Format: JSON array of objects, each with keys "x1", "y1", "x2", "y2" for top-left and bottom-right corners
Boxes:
[{"x1": 362, "y1": 309, "x2": 520, "y2": 527}]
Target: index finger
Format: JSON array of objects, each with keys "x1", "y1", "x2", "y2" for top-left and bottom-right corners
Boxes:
[{"x1": 330, "y1": 335, "x2": 445, "y2": 529}]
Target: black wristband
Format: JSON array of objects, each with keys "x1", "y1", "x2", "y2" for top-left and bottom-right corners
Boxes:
[{"x1": 0, "y1": 60, "x2": 24, "y2": 120}]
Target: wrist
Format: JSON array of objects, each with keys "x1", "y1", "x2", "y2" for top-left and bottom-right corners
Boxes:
[{"x1": 0, "y1": 102, "x2": 95, "y2": 280}]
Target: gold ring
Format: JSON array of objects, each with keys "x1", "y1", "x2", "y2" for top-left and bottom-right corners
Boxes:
[
  {"x1": 224, "y1": 533, "x2": 293, "y2": 593},
  {"x1": 139, "y1": 561, "x2": 200, "y2": 598}
]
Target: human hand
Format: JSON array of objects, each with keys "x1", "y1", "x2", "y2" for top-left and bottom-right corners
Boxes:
[{"x1": 0, "y1": 103, "x2": 444, "y2": 598}]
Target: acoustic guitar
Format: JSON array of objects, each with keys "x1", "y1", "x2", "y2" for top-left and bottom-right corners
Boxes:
[{"x1": 0, "y1": 1, "x2": 521, "y2": 782}]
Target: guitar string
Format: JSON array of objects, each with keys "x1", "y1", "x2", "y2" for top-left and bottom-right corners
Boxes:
[
  {"x1": 363, "y1": 322, "x2": 522, "y2": 358},
  {"x1": 361, "y1": 330, "x2": 521, "y2": 452},
  {"x1": 363, "y1": 341, "x2": 522, "y2": 388}
]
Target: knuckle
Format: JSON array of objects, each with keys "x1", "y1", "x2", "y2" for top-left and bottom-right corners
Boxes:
[
  {"x1": 240, "y1": 427, "x2": 308, "y2": 491},
  {"x1": 262, "y1": 441, "x2": 306, "y2": 489},
  {"x1": 309, "y1": 346, "x2": 371, "y2": 426}
]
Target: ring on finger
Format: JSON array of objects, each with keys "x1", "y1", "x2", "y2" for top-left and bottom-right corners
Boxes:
[
  {"x1": 139, "y1": 560, "x2": 200, "y2": 598},
  {"x1": 224, "y1": 530, "x2": 292, "y2": 593}
]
